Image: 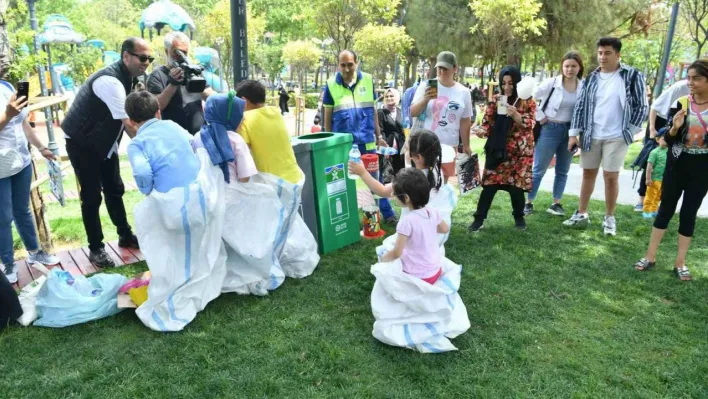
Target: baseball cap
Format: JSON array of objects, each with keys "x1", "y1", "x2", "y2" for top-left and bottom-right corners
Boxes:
[{"x1": 435, "y1": 51, "x2": 457, "y2": 70}]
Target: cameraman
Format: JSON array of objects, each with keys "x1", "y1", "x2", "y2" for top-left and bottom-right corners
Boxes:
[{"x1": 147, "y1": 31, "x2": 214, "y2": 134}]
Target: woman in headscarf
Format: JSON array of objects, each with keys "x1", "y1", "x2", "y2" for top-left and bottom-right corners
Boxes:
[
  {"x1": 377, "y1": 88, "x2": 406, "y2": 178},
  {"x1": 469, "y1": 65, "x2": 536, "y2": 232},
  {"x1": 192, "y1": 92, "x2": 258, "y2": 183}
]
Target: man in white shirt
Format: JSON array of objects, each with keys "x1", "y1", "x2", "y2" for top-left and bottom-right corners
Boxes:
[
  {"x1": 61, "y1": 38, "x2": 153, "y2": 267},
  {"x1": 563, "y1": 37, "x2": 648, "y2": 236}
]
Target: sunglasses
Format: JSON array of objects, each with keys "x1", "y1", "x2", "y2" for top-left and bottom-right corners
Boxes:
[{"x1": 128, "y1": 52, "x2": 155, "y2": 64}]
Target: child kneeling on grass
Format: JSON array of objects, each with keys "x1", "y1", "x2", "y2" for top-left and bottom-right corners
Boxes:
[
  {"x1": 379, "y1": 168, "x2": 449, "y2": 283},
  {"x1": 642, "y1": 132, "x2": 668, "y2": 219}
]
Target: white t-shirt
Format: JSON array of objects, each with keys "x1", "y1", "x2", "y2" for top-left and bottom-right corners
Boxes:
[
  {"x1": 0, "y1": 82, "x2": 31, "y2": 171},
  {"x1": 553, "y1": 87, "x2": 577, "y2": 123},
  {"x1": 412, "y1": 81, "x2": 473, "y2": 146},
  {"x1": 592, "y1": 72, "x2": 624, "y2": 140},
  {"x1": 652, "y1": 79, "x2": 689, "y2": 119}
]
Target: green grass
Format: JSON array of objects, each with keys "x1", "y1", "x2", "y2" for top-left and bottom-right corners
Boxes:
[{"x1": 2, "y1": 191, "x2": 707, "y2": 398}]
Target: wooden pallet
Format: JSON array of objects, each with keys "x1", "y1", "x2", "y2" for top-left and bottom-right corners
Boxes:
[{"x1": 12, "y1": 241, "x2": 144, "y2": 291}]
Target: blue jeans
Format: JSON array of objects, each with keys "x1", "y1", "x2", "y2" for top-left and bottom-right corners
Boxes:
[
  {"x1": 359, "y1": 144, "x2": 395, "y2": 220},
  {"x1": 0, "y1": 164, "x2": 39, "y2": 265},
  {"x1": 528, "y1": 122, "x2": 572, "y2": 202}
]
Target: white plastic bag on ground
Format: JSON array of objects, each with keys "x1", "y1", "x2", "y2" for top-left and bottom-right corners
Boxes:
[
  {"x1": 370, "y1": 257, "x2": 470, "y2": 353},
  {"x1": 221, "y1": 176, "x2": 285, "y2": 295},
  {"x1": 135, "y1": 149, "x2": 227, "y2": 332},
  {"x1": 17, "y1": 263, "x2": 50, "y2": 326},
  {"x1": 34, "y1": 269, "x2": 127, "y2": 328},
  {"x1": 260, "y1": 172, "x2": 320, "y2": 279},
  {"x1": 380, "y1": 184, "x2": 458, "y2": 256}
]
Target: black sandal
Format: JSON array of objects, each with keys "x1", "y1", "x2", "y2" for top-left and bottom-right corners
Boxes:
[
  {"x1": 674, "y1": 266, "x2": 692, "y2": 281},
  {"x1": 634, "y1": 258, "x2": 655, "y2": 271}
]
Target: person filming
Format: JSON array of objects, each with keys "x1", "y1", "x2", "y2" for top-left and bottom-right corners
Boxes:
[{"x1": 147, "y1": 31, "x2": 215, "y2": 135}]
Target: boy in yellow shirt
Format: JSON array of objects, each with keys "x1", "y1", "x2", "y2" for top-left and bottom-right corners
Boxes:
[{"x1": 235, "y1": 80, "x2": 301, "y2": 184}]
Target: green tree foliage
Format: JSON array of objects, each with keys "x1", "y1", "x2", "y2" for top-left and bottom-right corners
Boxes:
[
  {"x1": 249, "y1": 0, "x2": 314, "y2": 41},
  {"x1": 282, "y1": 39, "x2": 321, "y2": 89},
  {"x1": 353, "y1": 23, "x2": 413, "y2": 82},
  {"x1": 314, "y1": 0, "x2": 400, "y2": 53}
]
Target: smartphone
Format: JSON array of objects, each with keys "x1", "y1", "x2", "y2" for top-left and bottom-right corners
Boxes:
[
  {"x1": 428, "y1": 79, "x2": 438, "y2": 98},
  {"x1": 16, "y1": 81, "x2": 29, "y2": 100},
  {"x1": 497, "y1": 95, "x2": 508, "y2": 115},
  {"x1": 570, "y1": 144, "x2": 579, "y2": 155}
]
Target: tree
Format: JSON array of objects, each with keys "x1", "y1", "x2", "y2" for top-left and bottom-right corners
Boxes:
[
  {"x1": 282, "y1": 40, "x2": 321, "y2": 91},
  {"x1": 469, "y1": 0, "x2": 546, "y2": 65},
  {"x1": 682, "y1": 0, "x2": 708, "y2": 57},
  {"x1": 254, "y1": 43, "x2": 285, "y2": 87},
  {"x1": 353, "y1": 23, "x2": 413, "y2": 83},
  {"x1": 315, "y1": 0, "x2": 400, "y2": 53},
  {"x1": 250, "y1": 0, "x2": 314, "y2": 41}
]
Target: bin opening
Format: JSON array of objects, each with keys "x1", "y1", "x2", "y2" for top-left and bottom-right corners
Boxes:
[{"x1": 300, "y1": 133, "x2": 335, "y2": 140}]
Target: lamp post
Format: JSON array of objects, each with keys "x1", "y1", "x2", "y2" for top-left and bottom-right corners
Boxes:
[
  {"x1": 28, "y1": 0, "x2": 57, "y2": 156},
  {"x1": 654, "y1": 1, "x2": 680, "y2": 98},
  {"x1": 230, "y1": 0, "x2": 248, "y2": 86}
]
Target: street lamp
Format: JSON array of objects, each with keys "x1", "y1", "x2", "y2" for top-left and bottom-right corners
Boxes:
[{"x1": 230, "y1": 0, "x2": 248, "y2": 85}]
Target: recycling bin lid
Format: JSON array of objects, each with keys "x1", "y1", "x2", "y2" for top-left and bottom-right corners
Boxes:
[
  {"x1": 291, "y1": 137, "x2": 311, "y2": 154},
  {"x1": 294, "y1": 132, "x2": 353, "y2": 150}
]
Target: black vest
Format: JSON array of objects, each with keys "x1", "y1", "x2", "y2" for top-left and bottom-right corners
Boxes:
[{"x1": 61, "y1": 62, "x2": 133, "y2": 156}]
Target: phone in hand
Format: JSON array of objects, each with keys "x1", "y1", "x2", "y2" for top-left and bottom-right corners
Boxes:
[
  {"x1": 16, "y1": 81, "x2": 29, "y2": 100},
  {"x1": 428, "y1": 79, "x2": 438, "y2": 98},
  {"x1": 570, "y1": 144, "x2": 579, "y2": 155}
]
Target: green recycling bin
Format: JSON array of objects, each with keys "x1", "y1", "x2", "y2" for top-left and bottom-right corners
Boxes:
[{"x1": 292, "y1": 132, "x2": 361, "y2": 254}]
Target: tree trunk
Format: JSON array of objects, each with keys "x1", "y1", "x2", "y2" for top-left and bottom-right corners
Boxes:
[
  {"x1": 480, "y1": 63, "x2": 486, "y2": 87},
  {"x1": 457, "y1": 64, "x2": 465, "y2": 83},
  {"x1": 532, "y1": 52, "x2": 538, "y2": 78},
  {"x1": 429, "y1": 56, "x2": 438, "y2": 78},
  {"x1": 29, "y1": 159, "x2": 53, "y2": 252}
]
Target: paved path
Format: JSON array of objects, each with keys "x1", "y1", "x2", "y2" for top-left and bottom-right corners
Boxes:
[{"x1": 536, "y1": 163, "x2": 708, "y2": 217}]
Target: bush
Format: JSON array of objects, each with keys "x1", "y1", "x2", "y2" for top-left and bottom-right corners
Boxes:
[{"x1": 305, "y1": 93, "x2": 319, "y2": 109}]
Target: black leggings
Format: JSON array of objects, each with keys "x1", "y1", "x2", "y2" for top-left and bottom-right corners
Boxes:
[
  {"x1": 653, "y1": 153, "x2": 708, "y2": 237},
  {"x1": 474, "y1": 184, "x2": 526, "y2": 220}
]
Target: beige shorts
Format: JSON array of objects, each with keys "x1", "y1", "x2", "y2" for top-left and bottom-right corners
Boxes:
[{"x1": 580, "y1": 138, "x2": 629, "y2": 172}]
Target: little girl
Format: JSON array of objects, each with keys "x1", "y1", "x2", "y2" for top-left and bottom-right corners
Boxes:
[
  {"x1": 349, "y1": 129, "x2": 443, "y2": 196},
  {"x1": 380, "y1": 168, "x2": 449, "y2": 284}
]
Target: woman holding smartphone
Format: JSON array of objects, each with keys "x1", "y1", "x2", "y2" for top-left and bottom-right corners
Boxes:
[
  {"x1": 0, "y1": 79, "x2": 59, "y2": 285},
  {"x1": 524, "y1": 52, "x2": 584, "y2": 217},
  {"x1": 410, "y1": 51, "x2": 474, "y2": 182},
  {"x1": 469, "y1": 65, "x2": 536, "y2": 232}
]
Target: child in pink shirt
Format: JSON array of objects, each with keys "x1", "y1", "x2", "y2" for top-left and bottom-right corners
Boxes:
[
  {"x1": 380, "y1": 168, "x2": 449, "y2": 284},
  {"x1": 192, "y1": 130, "x2": 258, "y2": 183}
]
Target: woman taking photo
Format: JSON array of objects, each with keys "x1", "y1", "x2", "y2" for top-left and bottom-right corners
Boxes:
[
  {"x1": 378, "y1": 88, "x2": 406, "y2": 177},
  {"x1": 0, "y1": 81, "x2": 59, "y2": 284},
  {"x1": 525, "y1": 52, "x2": 584, "y2": 217},
  {"x1": 633, "y1": 59, "x2": 708, "y2": 281},
  {"x1": 469, "y1": 65, "x2": 536, "y2": 232}
]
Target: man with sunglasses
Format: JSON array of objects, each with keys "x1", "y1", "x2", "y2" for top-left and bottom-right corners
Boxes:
[
  {"x1": 61, "y1": 37, "x2": 153, "y2": 267},
  {"x1": 147, "y1": 31, "x2": 214, "y2": 135},
  {"x1": 323, "y1": 50, "x2": 397, "y2": 224}
]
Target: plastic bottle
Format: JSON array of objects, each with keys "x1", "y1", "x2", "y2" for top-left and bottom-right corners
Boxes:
[{"x1": 348, "y1": 144, "x2": 361, "y2": 180}]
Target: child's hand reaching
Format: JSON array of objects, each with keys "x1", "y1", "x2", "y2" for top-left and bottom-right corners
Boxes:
[{"x1": 348, "y1": 160, "x2": 367, "y2": 177}]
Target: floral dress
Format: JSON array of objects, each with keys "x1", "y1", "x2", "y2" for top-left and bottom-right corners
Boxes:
[{"x1": 479, "y1": 99, "x2": 536, "y2": 191}]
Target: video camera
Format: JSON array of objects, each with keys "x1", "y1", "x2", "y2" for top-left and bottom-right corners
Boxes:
[{"x1": 174, "y1": 49, "x2": 207, "y2": 93}]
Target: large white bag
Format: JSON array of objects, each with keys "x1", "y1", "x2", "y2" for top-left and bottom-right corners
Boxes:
[
  {"x1": 370, "y1": 257, "x2": 470, "y2": 353},
  {"x1": 135, "y1": 149, "x2": 227, "y2": 332},
  {"x1": 260, "y1": 173, "x2": 320, "y2": 279},
  {"x1": 380, "y1": 184, "x2": 458, "y2": 255},
  {"x1": 221, "y1": 176, "x2": 285, "y2": 295}
]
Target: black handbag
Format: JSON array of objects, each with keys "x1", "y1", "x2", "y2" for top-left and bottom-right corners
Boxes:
[{"x1": 533, "y1": 86, "x2": 555, "y2": 142}]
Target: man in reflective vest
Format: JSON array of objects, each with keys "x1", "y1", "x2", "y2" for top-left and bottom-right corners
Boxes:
[{"x1": 323, "y1": 50, "x2": 396, "y2": 223}]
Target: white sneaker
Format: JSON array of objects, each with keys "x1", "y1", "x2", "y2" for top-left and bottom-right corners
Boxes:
[
  {"x1": 27, "y1": 250, "x2": 60, "y2": 266},
  {"x1": 562, "y1": 211, "x2": 590, "y2": 228},
  {"x1": 2, "y1": 263, "x2": 17, "y2": 284},
  {"x1": 603, "y1": 215, "x2": 617, "y2": 236}
]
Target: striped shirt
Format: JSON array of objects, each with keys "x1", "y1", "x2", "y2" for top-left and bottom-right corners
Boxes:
[{"x1": 569, "y1": 64, "x2": 648, "y2": 151}]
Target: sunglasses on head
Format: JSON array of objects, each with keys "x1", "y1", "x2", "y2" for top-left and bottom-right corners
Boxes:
[{"x1": 128, "y1": 51, "x2": 155, "y2": 64}]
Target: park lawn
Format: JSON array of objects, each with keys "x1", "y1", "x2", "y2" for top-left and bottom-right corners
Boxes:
[{"x1": 1, "y1": 191, "x2": 707, "y2": 398}]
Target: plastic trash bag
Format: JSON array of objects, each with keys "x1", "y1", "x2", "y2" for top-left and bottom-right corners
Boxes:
[
  {"x1": 34, "y1": 269, "x2": 127, "y2": 328},
  {"x1": 456, "y1": 153, "x2": 481, "y2": 196},
  {"x1": 134, "y1": 149, "x2": 228, "y2": 332},
  {"x1": 370, "y1": 257, "x2": 470, "y2": 353},
  {"x1": 379, "y1": 184, "x2": 458, "y2": 256},
  {"x1": 221, "y1": 175, "x2": 285, "y2": 295},
  {"x1": 17, "y1": 275, "x2": 47, "y2": 326}
]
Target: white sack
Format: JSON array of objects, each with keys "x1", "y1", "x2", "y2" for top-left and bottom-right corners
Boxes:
[
  {"x1": 135, "y1": 149, "x2": 227, "y2": 332},
  {"x1": 370, "y1": 257, "x2": 470, "y2": 353}
]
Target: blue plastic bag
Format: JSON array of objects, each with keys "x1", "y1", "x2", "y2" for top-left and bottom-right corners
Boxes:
[{"x1": 34, "y1": 269, "x2": 127, "y2": 328}]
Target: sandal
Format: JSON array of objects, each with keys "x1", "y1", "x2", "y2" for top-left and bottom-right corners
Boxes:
[
  {"x1": 634, "y1": 258, "x2": 655, "y2": 271},
  {"x1": 674, "y1": 266, "x2": 692, "y2": 281}
]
